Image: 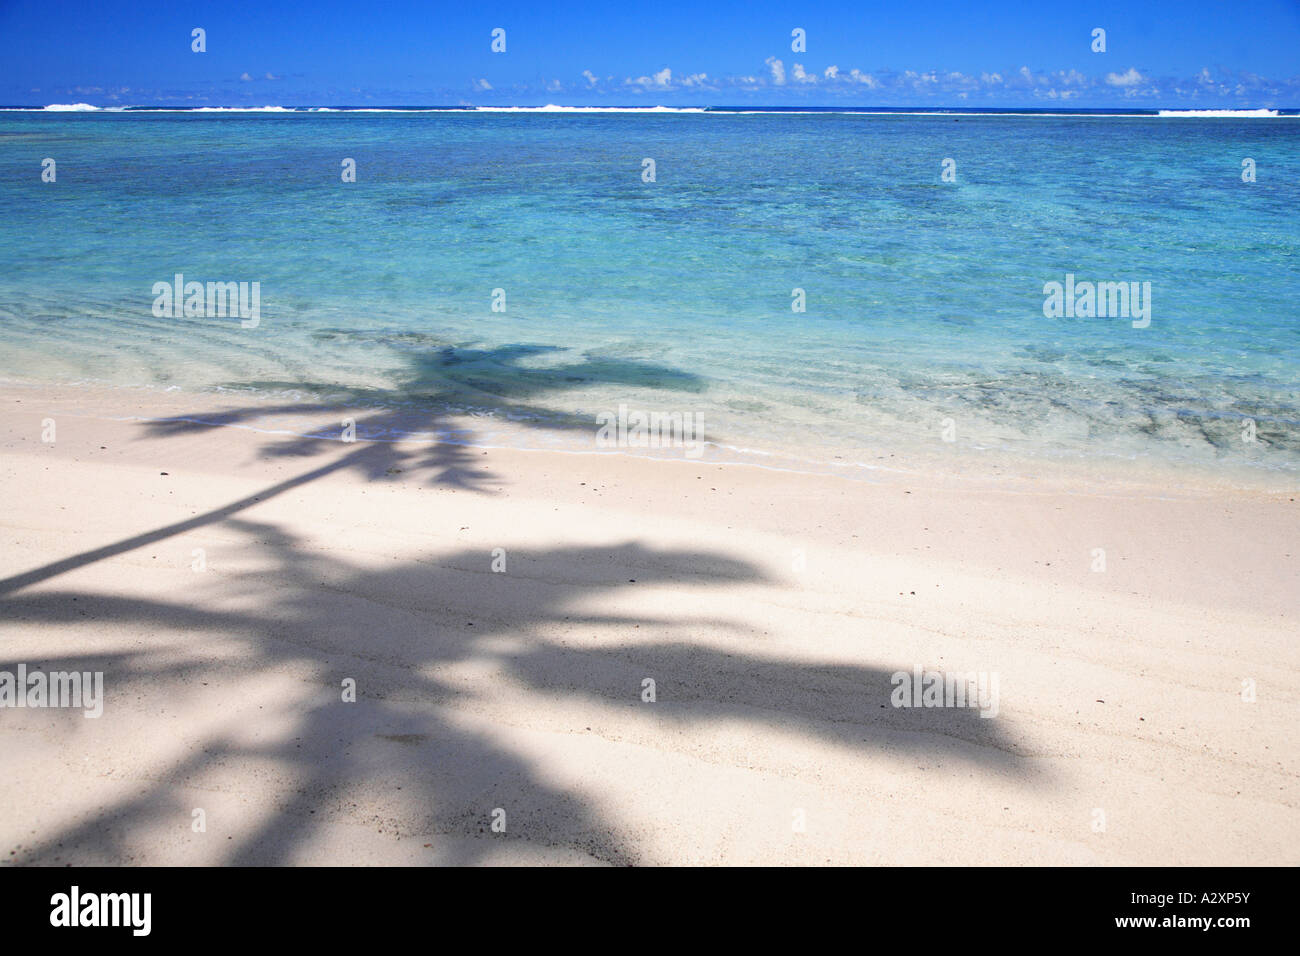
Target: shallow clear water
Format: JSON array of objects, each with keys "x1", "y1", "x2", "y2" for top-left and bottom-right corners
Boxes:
[{"x1": 1, "y1": 112, "x2": 1297, "y2": 481}]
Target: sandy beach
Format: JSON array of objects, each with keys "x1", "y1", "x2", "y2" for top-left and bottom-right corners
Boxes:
[{"x1": 0, "y1": 383, "x2": 1295, "y2": 866}]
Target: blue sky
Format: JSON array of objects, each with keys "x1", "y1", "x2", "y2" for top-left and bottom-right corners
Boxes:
[{"x1": 2, "y1": 0, "x2": 1298, "y2": 107}]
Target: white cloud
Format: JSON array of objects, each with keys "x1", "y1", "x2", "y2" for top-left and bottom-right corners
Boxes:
[
  {"x1": 1016, "y1": 66, "x2": 1048, "y2": 86},
  {"x1": 239, "y1": 73, "x2": 253, "y2": 82},
  {"x1": 847, "y1": 68, "x2": 878, "y2": 88},
  {"x1": 454, "y1": 55, "x2": 1300, "y2": 107},
  {"x1": 1106, "y1": 67, "x2": 1145, "y2": 87},
  {"x1": 627, "y1": 67, "x2": 673, "y2": 88},
  {"x1": 791, "y1": 63, "x2": 816, "y2": 84}
]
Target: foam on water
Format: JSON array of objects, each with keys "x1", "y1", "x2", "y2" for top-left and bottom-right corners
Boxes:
[{"x1": 1157, "y1": 108, "x2": 1281, "y2": 117}]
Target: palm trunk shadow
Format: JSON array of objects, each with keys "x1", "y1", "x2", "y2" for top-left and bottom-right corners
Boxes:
[{"x1": 0, "y1": 443, "x2": 392, "y2": 597}]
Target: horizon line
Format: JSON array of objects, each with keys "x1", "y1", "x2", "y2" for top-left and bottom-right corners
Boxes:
[{"x1": 7, "y1": 104, "x2": 1297, "y2": 115}]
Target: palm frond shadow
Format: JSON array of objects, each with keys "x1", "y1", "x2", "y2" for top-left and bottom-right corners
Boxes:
[
  {"x1": 143, "y1": 342, "x2": 711, "y2": 484},
  {"x1": 7, "y1": 523, "x2": 1046, "y2": 865},
  {"x1": 0, "y1": 344, "x2": 707, "y2": 597}
]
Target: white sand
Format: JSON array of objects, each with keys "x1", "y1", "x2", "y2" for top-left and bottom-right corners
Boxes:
[{"x1": 1, "y1": 385, "x2": 1296, "y2": 865}]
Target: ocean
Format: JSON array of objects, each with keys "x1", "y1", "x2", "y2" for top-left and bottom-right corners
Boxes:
[{"x1": 1, "y1": 108, "x2": 1297, "y2": 485}]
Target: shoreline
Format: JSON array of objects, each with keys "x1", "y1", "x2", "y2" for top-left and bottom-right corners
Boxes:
[{"x1": 3, "y1": 378, "x2": 1296, "y2": 500}]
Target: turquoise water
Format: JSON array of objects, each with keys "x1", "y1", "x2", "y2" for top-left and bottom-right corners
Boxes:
[{"x1": 1, "y1": 111, "x2": 1297, "y2": 481}]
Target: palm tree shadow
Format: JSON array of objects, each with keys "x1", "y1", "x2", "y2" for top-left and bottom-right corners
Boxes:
[
  {"x1": 3, "y1": 344, "x2": 1045, "y2": 864},
  {"x1": 0, "y1": 343, "x2": 710, "y2": 598},
  {"x1": 143, "y1": 342, "x2": 711, "y2": 482},
  {"x1": 6, "y1": 523, "x2": 1046, "y2": 865}
]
